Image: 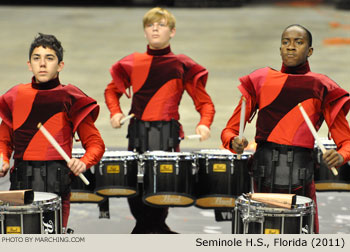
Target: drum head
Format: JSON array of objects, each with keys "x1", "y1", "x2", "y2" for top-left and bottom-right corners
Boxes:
[
  {"x1": 143, "y1": 193, "x2": 195, "y2": 207},
  {"x1": 70, "y1": 192, "x2": 105, "y2": 203},
  {"x1": 0, "y1": 192, "x2": 61, "y2": 214},
  {"x1": 195, "y1": 149, "x2": 251, "y2": 160},
  {"x1": 142, "y1": 151, "x2": 193, "y2": 160},
  {"x1": 96, "y1": 188, "x2": 137, "y2": 197},
  {"x1": 72, "y1": 148, "x2": 85, "y2": 158},
  {"x1": 196, "y1": 196, "x2": 236, "y2": 209},
  {"x1": 102, "y1": 151, "x2": 138, "y2": 160},
  {"x1": 236, "y1": 195, "x2": 314, "y2": 216},
  {"x1": 316, "y1": 138, "x2": 335, "y2": 150}
]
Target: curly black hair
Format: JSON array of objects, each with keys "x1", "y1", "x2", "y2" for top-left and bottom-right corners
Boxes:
[{"x1": 29, "y1": 33, "x2": 64, "y2": 62}]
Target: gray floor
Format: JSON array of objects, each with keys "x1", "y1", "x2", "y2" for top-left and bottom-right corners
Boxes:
[{"x1": 0, "y1": 3, "x2": 350, "y2": 234}]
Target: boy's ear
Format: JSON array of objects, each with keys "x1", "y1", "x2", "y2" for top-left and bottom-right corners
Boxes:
[
  {"x1": 170, "y1": 28, "x2": 176, "y2": 39},
  {"x1": 27, "y1": 60, "x2": 33, "y2": 72},
  {"x1": 57, "y1": 61, "x2": 64, "y2": 72},
  {"x1": 307, "y1": 47, "x2": 313, "y2": 58}
]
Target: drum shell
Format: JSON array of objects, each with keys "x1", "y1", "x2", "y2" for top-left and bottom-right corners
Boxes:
[
  {"x1": 142, "y1": 152, "x2": 196, "y2": 207},
  {"x1": 234, "y1": 195, "x2": 314, "y2": 234},
  {"x1": 0, "y1": 192, "x2": 62, "y2": 234},
  {"x1": 195, "y1": 150, "x2": 251, "y2": 209},
  {"x1": 95, "y1": 151, "x2": 138, "y2": 197},
  {"x1": 70, "y1": 168, "x2": 105, "y2": 203},
  {"x1": 71, "y1": 148, "x2": 105, "y2": 203},
  {"x1": 314, "y1": 144, "x2": 350, "y2": 191}
]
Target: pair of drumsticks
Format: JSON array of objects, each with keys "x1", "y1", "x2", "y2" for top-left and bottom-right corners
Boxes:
[{"x1": 238, "y1": 96, "x2": 338, "y2": 176}]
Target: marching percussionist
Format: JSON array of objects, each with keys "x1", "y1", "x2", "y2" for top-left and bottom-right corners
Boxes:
[
  {"x1": 0, "y1": 33, "x2": 105, "y2": 232},
  {"x1": 221, "y1": 24, "x2": 350, "y2": 233},
  {"x1": 104, "y1": 7, "x2": 215, "y2": 233}
]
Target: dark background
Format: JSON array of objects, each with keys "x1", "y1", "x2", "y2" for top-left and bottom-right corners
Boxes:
[{"x1": 0, "y1": 0, "x2": 349, "y2": 9}]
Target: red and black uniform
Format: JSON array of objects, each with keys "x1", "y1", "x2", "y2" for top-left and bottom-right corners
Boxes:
[
  {"x1": 105, "y1": 45, "x2": 215, "y2": 233},
  {"x1": 0, "y1": 77, "x2": 105, "y2": 229},
  {"x1": 221, "y1": 62, "x2": 350, "y2": 233}
]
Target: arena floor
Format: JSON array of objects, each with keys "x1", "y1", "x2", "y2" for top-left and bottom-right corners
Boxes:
[{"x1": 0, "y1": 3, "x2": 349, "y2": 234}]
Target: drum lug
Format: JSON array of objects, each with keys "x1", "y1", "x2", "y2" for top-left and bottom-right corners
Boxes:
[
  {"x1": 138, "y1": 156, "x2": 144, "y2": 183},
  {"x1": 153, "y1": 160, "x2": 157, "y2": 175},
  {"x1": 124, "y1": 159, "x2": 128, "y2": 175},
  {"x1": 192, "y1": 157, "x2": 197, "y2": 175},
  {"x1": 206, "y1": 156, "x2": 209, "y2": 174},
  {"x1": 176, "y1": 158, "x2": 179, "y2": 175},
  {"x1": 231, "y1": 158, "x2": 235, "y2": 175},
  {"x1": 99, "y1": 162, "x2": 104, "y2": 175}
]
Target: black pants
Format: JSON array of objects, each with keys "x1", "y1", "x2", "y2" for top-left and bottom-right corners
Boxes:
[
  {"x1": 127, "y1": 119, "x2": 180, "y2": 234},
  {"x1": 127, "y1": 184, "x2": 175, "y2": 234}
]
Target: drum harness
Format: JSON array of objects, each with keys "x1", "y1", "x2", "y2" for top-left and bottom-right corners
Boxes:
[
  {"x1": 254, "y1": 143, "x2": 314, "y2": 195},
  {"x1": 128, "y1": 118, "x2": 180, "y2": 153}
]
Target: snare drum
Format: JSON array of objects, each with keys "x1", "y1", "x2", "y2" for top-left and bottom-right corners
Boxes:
[
  {"x1": 234, "y1": 195, "x2": 314, "y2": 234},
  {"x1": 142, "y1": 151, "x2": 196, "y2": 207},
  {"x1": 194, "y1": 149, "x2": 251, "y2": 209},
  {"x1": 70, "y1": 148, "x2": 105, "y2": 203},
  {"x1": 95, "y1": 151, "x2": 139, "y2": 197},
  {"x1": 0, "y1": 192, "x2": 62, "y2": 234},
  {"x1": 314, "y1": 139, "x2": 350, "y2": 191}
]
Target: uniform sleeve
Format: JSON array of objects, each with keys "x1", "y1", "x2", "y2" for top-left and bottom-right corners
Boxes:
[
  {"x1": 76, "y1": 115, "x2": 105, "y2": 169},
  {"x1": 104, "y1": 80, "x2": 124, "y2": 117},
  {"x1": 105, "y1": 59, "x2": 132, "y2": 118},
  {"x1": 328, "y1": 109, "x2": 350, "y2": 164},
  {"x1": 221, "y1": 96, "x2": 254, "y2": 153},
  {"x1": 0, "y1": 121, "x2": 13, "y2": 163},
  {"x1": 185, "y1": 78, "x2": 215, "y2": 128}
]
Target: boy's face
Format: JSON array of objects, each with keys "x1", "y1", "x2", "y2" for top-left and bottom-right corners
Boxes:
[
  {"x1": 27, "y1": 46, "x2": 64, "y2": 83},
  {"x1": 144, "y1": 18, "x2": 176, "y2": 50},
  {"x1": 280, "y1": 26, "x2": 313, "y2": 67}
]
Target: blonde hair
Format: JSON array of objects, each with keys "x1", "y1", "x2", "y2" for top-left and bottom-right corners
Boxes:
[{"x1": 143, "y1": 7, "x2": 176, "y2": 30}]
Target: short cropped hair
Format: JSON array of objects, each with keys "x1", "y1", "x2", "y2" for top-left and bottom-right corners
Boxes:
[
  {"x1": 29, "y1": 33, "x2": 64, "y2": 62},
  {"x1": 143, "y1": 7, "x2": 176, "y2": 30},
  {"x1": 282, "y1": 24, "x2": 313, "y2": 47}
]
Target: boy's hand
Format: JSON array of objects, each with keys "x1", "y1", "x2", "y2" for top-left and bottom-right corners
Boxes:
[
  {"x1": 195, "y1": 125, "x2": 211, "y2": 141},
  {"x1": 67, "y1": 158, "x2": 87, "y2": 176},
  {"x1": 110, "y1": 113, "x2": 125, "y2": 128},
  {"x1": 0, "y1": 161, "x2": 10, "y2": 177},
  {"x1": 322, "y1": 149, "x2": 344, "y2": 169},
  {"x1": 231, "y1": 136, "x2": 248, "y2": 154}
]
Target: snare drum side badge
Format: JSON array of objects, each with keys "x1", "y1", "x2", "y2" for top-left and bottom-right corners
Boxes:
[
  {"x1": 160, "y1": 164, "x2": 173, "y2": 173},
  {"x1": 107, "y1": 165, "x2": 120, "y2": 173},
  {"x1": 6, "y1": 226, "x2": 21, "y2": 234},
  {"x1": 264, "y1": 228, "x2": 280, "y2": 234},
  {"x1": 213, "y1": 163, "x2": 227, "y2": 172}
]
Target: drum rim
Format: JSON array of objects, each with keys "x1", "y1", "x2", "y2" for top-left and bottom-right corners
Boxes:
[
  {"x1": 141, "y1": 151, "x2": 195, "y2": 160},
  {"x1": 0, "y1": 192, "x2": 61, "y2": 213},
  {"x1": 103, "y1": 150, "x2": 138, "y2": 155},
  {"x1": 196, "y1": 154, "x2": 251, "y2": 160},
  {"x1": 236, "y1": 195, "x2": 314, "y2": 213}
]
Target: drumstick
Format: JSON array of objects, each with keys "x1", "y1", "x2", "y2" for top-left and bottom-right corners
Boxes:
[
  {"x1": 237, "y1": 97, "x2": 246, "y2": 159},
  {"x1": 298, "y1": 103, "x2": 338, "y2": 176},
  {"x1": 120, "y1": 113, "x2": 135, "y2": 125},
  {"x1": 0, "y1": 153, "x2": 3, "y2": 172},
  {"x1": 185, "y1": 134, "x2": 201, "y2": 140},
  {"x1": 239, "y1": 96, "x2": 246, "y2": 140},
  {"x1": 37, "y1": 123, "x2": 90, "y2": 185}
]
